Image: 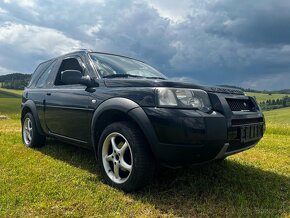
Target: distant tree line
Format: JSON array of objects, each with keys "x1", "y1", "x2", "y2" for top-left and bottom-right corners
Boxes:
[
  {"x1": 259, "y1": 96, "x2": 290, "y2": 110},
  {"x1": 219, "y1": 85, "x2": 290, "y2": 94},
  {"x1": 0, "y1": 73, "x2": 31, "y2": 90}
]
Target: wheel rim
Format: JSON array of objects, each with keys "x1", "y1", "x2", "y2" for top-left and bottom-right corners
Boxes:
[
  {"x1": 23, "y1": 117, "x2": 33, "y2": 145},
  {"x1": 102, "y1": 132, "x2": 133, "y2": 184}
]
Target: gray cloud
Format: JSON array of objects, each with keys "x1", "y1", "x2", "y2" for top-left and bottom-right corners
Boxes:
[
  {"x1": 0, "y1": 22, "x2": 88, "y2": 72},
  {"x1": 208, "y1": 0, "x2": 290, "y2": 46},
  {"x1": 0, "y1": 0, "x2": 289, "y2": 90}
]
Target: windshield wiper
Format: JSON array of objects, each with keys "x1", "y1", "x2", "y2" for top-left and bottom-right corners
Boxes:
[
  {"x1": 102, "y1": 74, "x2": 144, "y2": 79},
  {"x1": 145, "y1": 76, "x2": 166, "y2": 80},
  {"x1": 103, "y1": 74, "x2": 167, "y2": 80}
]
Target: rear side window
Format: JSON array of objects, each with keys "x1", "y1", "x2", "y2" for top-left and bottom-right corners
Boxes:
[
  {"x1": 35, "y1": 60, "x2": 57, "y2": 88},
  {"x1": 28, "y1": 60, "x2": 54, "y2": 88}
]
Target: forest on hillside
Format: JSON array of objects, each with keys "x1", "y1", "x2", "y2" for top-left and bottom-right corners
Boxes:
[{"x1": 0, "y1": 73, "x2": 31, "y2": 90}]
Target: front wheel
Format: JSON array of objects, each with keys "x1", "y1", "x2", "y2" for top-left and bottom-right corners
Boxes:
[
  {"x1": 98, "y1": 121, "x2": 155, "y2": 192},
  {"x1": 22, "y1": 113, "x2": 45, "y2": 148}
]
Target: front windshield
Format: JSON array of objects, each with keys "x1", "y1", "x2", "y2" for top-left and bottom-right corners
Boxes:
[{"x1": 89, "y1": 53, "x2": 167, "y2": 79}]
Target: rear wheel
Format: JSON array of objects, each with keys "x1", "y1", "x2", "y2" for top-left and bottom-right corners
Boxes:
[
  {"x1": 98, "y1": 121, "x2": 155, "y2": 192},
  {"x1": 22, "y1": 113, "x2": 45, "y2": 148}
]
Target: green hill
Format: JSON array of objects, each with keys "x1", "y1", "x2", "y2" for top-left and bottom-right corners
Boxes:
[
  {"x1": 245, "y1": 92, "x2": 287, "y2": 103},
  {"x1": 0, "y1": 73, "x2": 31, "y2": 90},
  {"x1": 264, "y1": 107, "x2": 290, "y2": 125},
  {"x1": 246, "y1": 91, "x2": 290, "y2": 110},
  {"x1": 0, "y1": 88, "x2": 23, "y2": 97},
  {"x1": 0, "y1": 88, "x2": 22, "y2": 119}
]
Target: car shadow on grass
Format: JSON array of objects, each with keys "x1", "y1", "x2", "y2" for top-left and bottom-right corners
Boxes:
[{"x1": 37, "y1": 138, "x2": 289, "y2": 217}]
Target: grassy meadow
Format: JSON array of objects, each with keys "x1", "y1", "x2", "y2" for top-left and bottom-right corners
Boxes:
[
  {"x1": 0, "y1": 88, "x2": 23, "y2": 96},
  {"x1": 0, "y1": 89, "x2": 289, "y2": 217},
  {"x1": 246, "y1": 92, "x2": 288, "y2": 103}
]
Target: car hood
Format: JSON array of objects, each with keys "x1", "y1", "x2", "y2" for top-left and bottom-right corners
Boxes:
[
  {"x1": 104, "y1": 79, "x2": 202, "y2": 89},
  {"x1": 104, "y1": 79, "x2": 244, "y2": 95}
]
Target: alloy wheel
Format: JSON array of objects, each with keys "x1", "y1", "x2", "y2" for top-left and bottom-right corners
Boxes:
[
  {"x1": 102, "y1": 132, "x2": 133, "y2": 184},
  {"x1": 23, "y1": 117, "x2": 33, "y2": 145}
]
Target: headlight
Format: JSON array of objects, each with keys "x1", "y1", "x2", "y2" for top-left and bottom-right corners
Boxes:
[{"x1": 157, "y1": 88, "x2": 212, "y2": 112}]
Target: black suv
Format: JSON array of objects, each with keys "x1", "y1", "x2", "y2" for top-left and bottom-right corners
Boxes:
[{"x1": 21, "y1": 49, "x2": 265, "y2": 191}]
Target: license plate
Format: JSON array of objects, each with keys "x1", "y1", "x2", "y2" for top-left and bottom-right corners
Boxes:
[{"x1": 240, "y1": 124, "x2": 263, "y2": 143}]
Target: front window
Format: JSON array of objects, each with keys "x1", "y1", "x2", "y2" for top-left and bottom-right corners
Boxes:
[
  {"x1": 54, "y1": 57, "x2": 85, "y2": 86},
  {"x1": 89, "y1": 53, "x2": 167, "y2": 79}
]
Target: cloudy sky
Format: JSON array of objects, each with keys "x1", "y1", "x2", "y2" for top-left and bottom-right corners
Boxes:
[{"x1": 0, "y1": 0, "x2": 290, "y2": 90}]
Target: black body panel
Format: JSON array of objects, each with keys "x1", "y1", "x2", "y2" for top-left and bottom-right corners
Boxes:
[
  {"x1": 44, "y1": 87, "x2": 92, "y2": 143},
  {"x1": 21, "y1": 50, "x2": 265, "y2": 164}
]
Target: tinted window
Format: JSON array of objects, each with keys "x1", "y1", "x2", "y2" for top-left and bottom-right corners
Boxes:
[
  {"x1": 35, "y1": 60, "x2": 57, "y2": 88},
  {"x1": 28, "y1": 60, "x2": 54, "y2": 88},
  {"x1": 54, "y1": 57, "x2": 84, "y2": 85}
]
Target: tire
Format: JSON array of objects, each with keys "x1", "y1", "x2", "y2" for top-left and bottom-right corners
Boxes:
[
  {"x1": 97, "y1": 121, "x2": 155, "y2": 192},
  {"x1": 22, "y1": 112, "x2": 46, "y2": 148},
  {"x1": 215, "y1": 157, "x2": 227, "y2": 162}
]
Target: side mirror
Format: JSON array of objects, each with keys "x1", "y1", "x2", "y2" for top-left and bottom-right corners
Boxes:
[{"x1": 61, "y1": 70, "x2": 98, "y2": 87}]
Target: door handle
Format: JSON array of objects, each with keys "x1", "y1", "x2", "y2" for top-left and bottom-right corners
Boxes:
[{"x1": 46, "y1": 93, "x2": 51, "y2": 96}]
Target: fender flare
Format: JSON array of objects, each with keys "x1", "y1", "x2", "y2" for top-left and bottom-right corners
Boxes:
[
  {"x1": 91, "y1": 97, "x2": 158, "y2": 157},
  {"x1": 21, "y1": 100, "x2": 45, "y2": 135}
]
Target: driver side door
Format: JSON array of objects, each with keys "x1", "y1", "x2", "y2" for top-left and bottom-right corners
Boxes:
[{"x1": 44, "y1": 56, "x2": 92, "y2": 145}]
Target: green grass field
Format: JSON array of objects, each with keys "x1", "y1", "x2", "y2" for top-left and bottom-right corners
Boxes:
[
  {"x1": 246, "y1": 92, "x2": 288, "y2": 103},
  {"x1": 0, "y1": 89, "x2": 289, "y2": 217},
  {"x1": 0, "y1": 88, "x2": 22, "y2": 119},
  {"x1": 0, "y1": 88, "x2": 23, "y2": 97}
]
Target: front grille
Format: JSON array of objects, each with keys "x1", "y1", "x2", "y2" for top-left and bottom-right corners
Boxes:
[
  {"x1": 231, "y1": 118, "x2": 264, "y2": 126},
  {"x1": 226, "y1": 98, "x2": 256, "y2": 112},
  {"x1": 227, "y1": 123, "x2": 264, "y2": 148},
  {"x1": 204, "y1": 86, "x2": 244, "y2": 95}
]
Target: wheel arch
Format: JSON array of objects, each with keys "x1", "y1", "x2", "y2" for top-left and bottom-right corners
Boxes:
[
  {"x1": 91, "y1": 98, "x2": 158, "y2": 159},
  {"x1": 21, "y1": 100, "x2": 45, "y2": 135}
]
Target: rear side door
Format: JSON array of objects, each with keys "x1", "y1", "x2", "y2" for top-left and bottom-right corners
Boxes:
[{"x1": 44, "y1": 55, "x2": 93, "y2": 144}]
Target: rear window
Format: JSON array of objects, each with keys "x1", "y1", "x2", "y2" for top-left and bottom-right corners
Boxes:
[{"x1": 27, "y1": 59, "x2": 54, "y2": 88}]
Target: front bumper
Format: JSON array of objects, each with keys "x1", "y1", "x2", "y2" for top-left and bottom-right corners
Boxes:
[{"x1": 142, "y1": 105, "x2": 265, "y2": 164}]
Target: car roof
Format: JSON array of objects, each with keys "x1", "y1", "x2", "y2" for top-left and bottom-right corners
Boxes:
[{"x1": 39, "y1": 49, "x2": 145, "y2": 65}]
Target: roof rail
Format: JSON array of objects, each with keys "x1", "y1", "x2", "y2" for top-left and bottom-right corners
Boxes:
[{"x1": 73, "y1": 48, "x2": 93, "y2": 52}]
